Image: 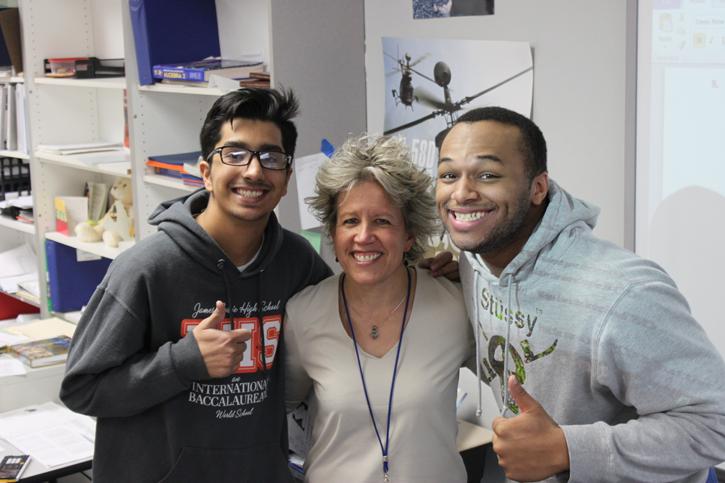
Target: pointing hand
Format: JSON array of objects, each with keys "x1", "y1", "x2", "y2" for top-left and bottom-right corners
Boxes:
[{"x1": 192, "y1": 301, "x2": 252, "y2": 378}]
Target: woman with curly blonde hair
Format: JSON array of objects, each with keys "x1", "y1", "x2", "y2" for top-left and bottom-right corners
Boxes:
[{"x1": 285, "y1": 134, "x2": 473, "y2": 482}]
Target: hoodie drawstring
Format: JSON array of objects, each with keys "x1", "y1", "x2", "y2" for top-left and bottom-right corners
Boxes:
[
  {"x1": 474, "y1": 272, "x2": 483, "y2": 417},
  {"x1": 217, "y1": 259, "x2": 233, "y2": 327},
  {"x1": 501, "y1": 275, "x2": 516, "y2": 416},
  {"x1": 472, "y1": 265, "x2": 520, "y2": 419}
]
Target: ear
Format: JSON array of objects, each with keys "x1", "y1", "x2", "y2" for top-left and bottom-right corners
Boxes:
[
  {"x1": 530, "y1": 171, "x2": 549, "y2": 206},
  {"x1": 282, "y1": 168, "x2": 293, "y2": 197},
  {"x1": 404, "y1": 231, "x2": 415, "y2": 253},
  {"x1": 200, "y1": 159, "x2": 213, "y2": 191}
]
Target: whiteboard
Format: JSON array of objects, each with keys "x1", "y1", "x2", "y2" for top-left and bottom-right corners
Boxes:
[{"x1": 635, "y1": 0, "x2": 725, "y2": 366}]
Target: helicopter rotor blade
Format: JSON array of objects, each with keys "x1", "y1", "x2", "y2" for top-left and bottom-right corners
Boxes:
[
  {"x1": 386, "y1": 67, "x2": 402, "y2": 78},
  {"x1": 415, "y1": 86, "x2": 446, "y2": 110},
  {"x1": 409, "y1": 53, "x2": 430, "y2": 67},
  {"x1": 384, "y1": 111, "x2": 441, "y2": 135},
  {"x1": 408, "y1": 66, "x2": 437, "y2": 85},
  {"x1": 455, "y1": 66, "x2": 533, "y2": 110}
]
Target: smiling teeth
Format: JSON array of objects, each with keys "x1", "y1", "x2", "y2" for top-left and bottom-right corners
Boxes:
[
  {"x1": 454, "y1": 211, "x2": 484, "y2": 222},
  {"x1": 354, "y1": 253, "x2": 381, "y2": 262},
  {"x1": 236, "y1": 189, "x2": 263, "y2": 198}
]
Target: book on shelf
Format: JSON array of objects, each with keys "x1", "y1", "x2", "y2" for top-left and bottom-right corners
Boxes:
[
  {"x1": 0, "y1": 454, "x2": 31, "y2": 483},
  {"x1": 152, "y1": 57, "x2": 264, "y2": 83},
  {"x1": 45, "y1": 239, "x2": 112, "y2": 313},
  {"x1": 8, "y1": 335, "x2": 71, "y2": 368},
  {"x1": 130, "y1": 0, "x2": 221, "y2": 85},
  {"x1": 0, "y1": 7, "x2": 23, "y2": 76},
  {"x1": 147, "y1": 152, "x2": 202, "y2": 186},
  {"x1": 160, "y1": 71, "x2": 270, "y2": 89},
  {"x1": 14, "y1": 208, "x2": 32, "y2": 224}
]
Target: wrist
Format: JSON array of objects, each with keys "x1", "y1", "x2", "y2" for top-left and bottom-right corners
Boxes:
[{"x1": 552, "y1": 426, "x2": 571, "y2": 474}]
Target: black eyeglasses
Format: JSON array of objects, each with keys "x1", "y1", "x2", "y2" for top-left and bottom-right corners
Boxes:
[{"x1": 207, "y1": 145, "x2": 292, "y2": 170}]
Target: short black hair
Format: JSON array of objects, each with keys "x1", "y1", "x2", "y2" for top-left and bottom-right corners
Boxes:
[
  {"x1": 200, "y1": 88, "x2": 300, "y2": 162},
  {"x1": 436, "y1": 106, "x2": 547, "y2": 178}
]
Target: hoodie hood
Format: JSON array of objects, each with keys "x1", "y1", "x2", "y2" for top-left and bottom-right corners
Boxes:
[
  {"x1": 495, "y1": 179, "x2": 600, "y2": 283},
  {"x1": 148, "y1": 188, "x2": 285, "y2": 278}
]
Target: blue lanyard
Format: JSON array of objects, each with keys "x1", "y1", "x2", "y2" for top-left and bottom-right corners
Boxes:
[{"x1": 340, "y1": 268, "x2": 412, "y2": 482}]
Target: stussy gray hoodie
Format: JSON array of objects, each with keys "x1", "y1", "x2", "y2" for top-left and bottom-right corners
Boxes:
[
  {"x1": 61, "y1": 189, "x2": 331, "y2": 482},
  {"x1": 461, "y1": 180, "x2": 725, "y2": 482}
]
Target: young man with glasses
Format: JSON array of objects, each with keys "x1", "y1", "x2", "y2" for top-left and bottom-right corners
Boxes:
[{"x1": 61, "y1": 88, "x2": 331, "y2": 482}]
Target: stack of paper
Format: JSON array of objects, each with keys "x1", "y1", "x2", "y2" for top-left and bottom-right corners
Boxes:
[
  {"x1": 36, "y1": 141, "x2": 124, "y2": 156},
  {"x1": 0, "y1": 402, "x2": 95, "y2": 467}
]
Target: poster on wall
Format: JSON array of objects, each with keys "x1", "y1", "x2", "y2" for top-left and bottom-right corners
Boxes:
[
  {"x1": 413, "y1": 0, "x2": 494, "y2": 19},
  {"x1": 382, "y1": 37, "x2": 533, "y2": 178}
]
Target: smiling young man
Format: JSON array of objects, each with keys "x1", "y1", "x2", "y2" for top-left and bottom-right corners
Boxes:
[
  {"x1": 436, "y1": 107, "x2": 725, "y2": 482},
  {"x1": 61, "y1": 88, "x2": 331, "y2": 482}
]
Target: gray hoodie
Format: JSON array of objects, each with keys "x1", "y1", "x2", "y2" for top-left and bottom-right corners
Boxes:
[
  {"x1": 461, "y1": 180, "x2": 725, "y2": 482},
  {"x1": 61, "y1": 189, "x2": 331, "y2": 482}
]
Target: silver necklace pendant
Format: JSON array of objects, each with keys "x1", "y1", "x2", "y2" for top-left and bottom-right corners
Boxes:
[{"x1": 370, "y1": 325, "x2": 379, "y2": 339}]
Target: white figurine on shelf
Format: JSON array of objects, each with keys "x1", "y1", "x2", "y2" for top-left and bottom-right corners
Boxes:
[{"x1": 75, "y1": 177, "x2": 134, "y2": 248}]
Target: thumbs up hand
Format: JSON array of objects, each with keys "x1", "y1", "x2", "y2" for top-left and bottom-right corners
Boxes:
[
  {"x1": 191, "y1": 301, "x2": 252, "y2": 378},
  {"x1": 491, "y1": 375, "x2": 570, "y2": 482}
]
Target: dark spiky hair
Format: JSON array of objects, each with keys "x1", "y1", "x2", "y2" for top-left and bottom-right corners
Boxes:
[{"x1": 200, "y1": 87, "x2": 299, "y2": 163}]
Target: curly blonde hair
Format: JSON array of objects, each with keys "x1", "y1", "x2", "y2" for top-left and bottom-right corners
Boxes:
[{"x1": 307, "y1": 134, "x2": 438, "y2": 263}]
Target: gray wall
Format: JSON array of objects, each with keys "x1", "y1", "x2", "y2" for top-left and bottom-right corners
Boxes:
[{"x1": 364, "y1": 0, "x2": 637, "y2": 248}]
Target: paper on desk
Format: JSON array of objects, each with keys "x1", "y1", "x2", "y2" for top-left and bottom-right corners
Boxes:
[
  {"x1": 0, "y1": 402, "x2": 95, "y2": 467},
  {"x1": 294, "y1": 152, "x2": 326, "y2": 230},
  {"x1": 17, "y1": 278, "x2": 40, "y2": 298},
  {"x1": 0, "y1": 355, "x2": 27, "y2": 377},
  {"x1": 0, "y1": 243, "x2": 37, "y2": 278},
  {"x1": 2, "y1": 317, "x2": 76, "y2": 340},
  {"x1": 0, "y1": 272, "x2": 37, "y2": 294},
  {"x1": 0, "y1": 331, "x2": 29, "y2": 347}
]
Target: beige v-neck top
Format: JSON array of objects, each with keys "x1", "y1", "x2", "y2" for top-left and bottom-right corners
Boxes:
[{"x1": 285, "y1": 269, "x2": 473, "y2": 483}]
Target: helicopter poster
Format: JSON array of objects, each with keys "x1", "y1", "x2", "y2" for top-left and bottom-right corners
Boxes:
[
  {"x1": 413, "y1": 0, "x2": 494, "y2": 19},
  {"x1": 382, "y1": 37, "x2": 533, "y2": 177}
]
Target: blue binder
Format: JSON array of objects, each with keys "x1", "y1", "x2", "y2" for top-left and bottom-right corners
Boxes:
[
  {"x1": 45, "y1": 239, "x2": 112, "y2": 313},
  {"x1": 129, "y1": 0, "x2": 221, "y2": 85}
]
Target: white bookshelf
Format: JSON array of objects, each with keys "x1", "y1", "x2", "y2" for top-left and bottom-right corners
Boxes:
[
  {"x1": 138, "y1": 84, "x2": 230, "y2": 97},
  {"x1": 0, "y1": 150, "x2": 30, "y2": 159},
  {"x1": 33, "y1": 76, "x2": 126, "y2": 90},
  {"x1": 45, "y1": 231, "x2": 133, "y2": 260},
  {"x1": 18, "y1": 0, "x2": 128, "y2": 316},
  {"x1": 0, "y1": 215, "x2": 34, "y2": 235},
  {"x1": 10, "y1": 0, "x2": 365, "y2": 318},
  {"x1": 36, "y1": 151, "x2": 131, "y2": 178},
  {"x1": 0, "y1": 76, "x2": 24, "y2": 84}
]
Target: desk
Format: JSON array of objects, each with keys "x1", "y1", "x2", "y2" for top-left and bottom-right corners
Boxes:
[
  {"x1": 0, "y1": 403, "x2": 94, "y2": 483},
  {"x1": 0, "y1": 438, "x2": 91, "y2": 483},
  {"x1": 0, "y1": 363, "x2": 66, "y2": 413}
]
